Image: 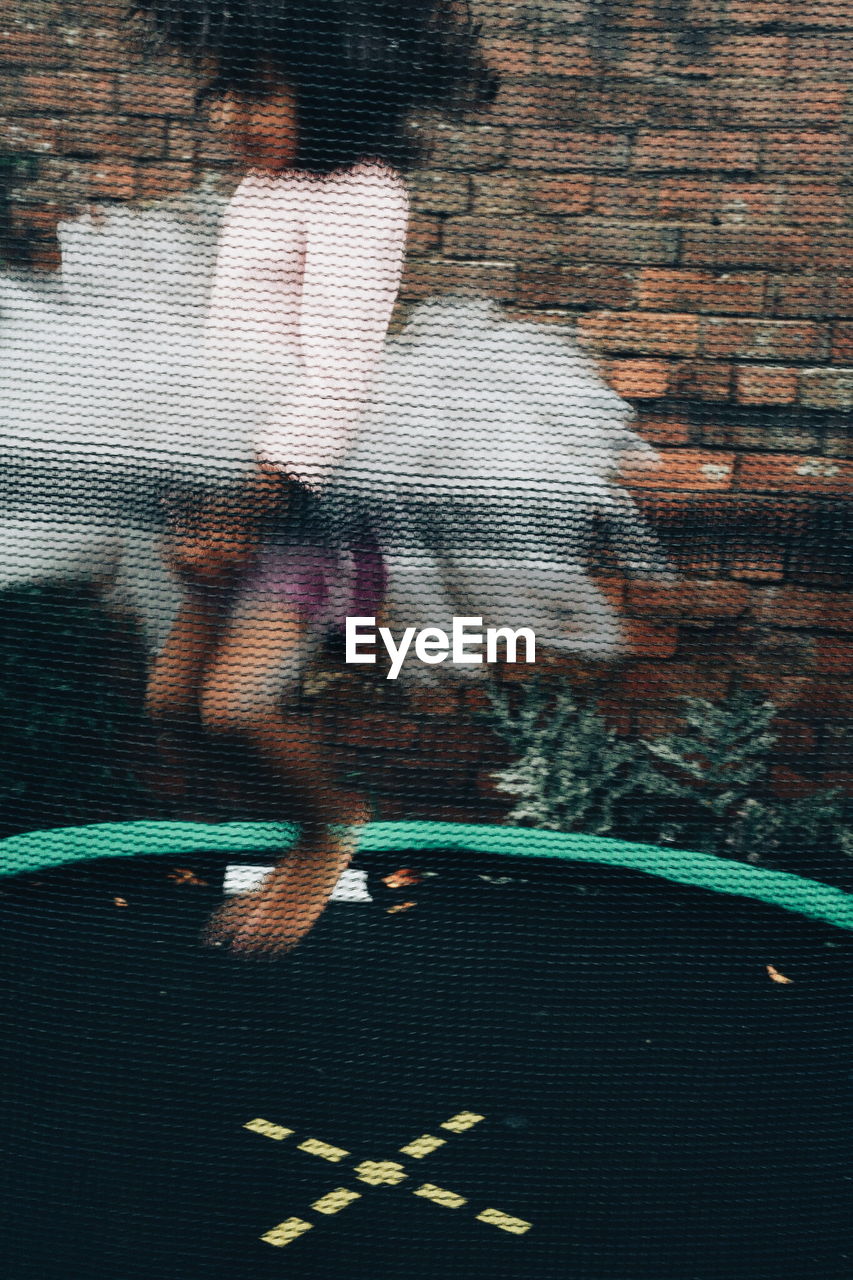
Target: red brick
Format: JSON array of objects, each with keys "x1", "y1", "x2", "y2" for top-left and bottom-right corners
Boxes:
[
  {"x1": 785, "y1": 181, "x2": 848, "y2": 226},
  {"x1": 480, "y1": 36, "x2": 540, "y2": 77},
  {"x1": 567, "y1": 221, "x2": 680, "y2": 265},
  {"x1": 700, "y1": 319, "x2": 829, "y2": 361},
  {"x1": 622, "y1": 661, "x2": 730, "y2": 702},
  {"x1": 681, "y1": 228, "x2": 816, "y2": 272},
  {"x1": 825, "y1": 435, "x2": 853, "y2": 460},
  {"x1": 408, "y1": 171, "x2": 469, "y2": 215},
  {"x1": 815, "y1": 639, "x2": 853, "y2": 677},
  {"x1": 134, "y1": 163, "x2": 195, "y2": 200},
  {"x1": 588, "y1": 32, "x2": 667, "y2": 77},
  {"x1": 58, "y1": 114, "x2": 166, "y2": 159},
  {"x1": 462, "y1": 685, "x2": 491, "y2": 715},
  {"x1": 789, "y1": 33, "x2": 853, "y2": 79},
  {"x1": 769, "y1": 767, "x2": 822, "y2": 802},
  {"x1": 443, "y1": 215, "x2": 566, "y2": 262},
  {"x1": 635, "y1": 268, "x2": 766, "y2": 315},
  {"x1": 668, "y1": 545, "x2": 726, "y2": 577},
  {"x1": 657, "y1": 177, "x2": 717, "y2": 221},
  {"x1": 117, "y1": 71, "x2": 198, "y2": 118},
  {"x1": 737, "y1": 453, "x2": 852, "y2": 497},
  {"x1": 634, "y1": 130, "x2": 760, "y2": 172},
  {"x1": 728, "y1": 0, "x2": 852, "y2": 24},
  {"x1": 406, "y1": 686, "x2": 461, "y2": 718},
  {"x1": 735, "y1": 366, "x2": 799, "y2": 406},
  {"x1": 713, "y1": 82, "x2": 847, "y2": 128},
  {"x1": 597, "y1": 697, "x2": 634, "y2": 738},
  {"x1": 0, "y1": 27, "x2": 69, "y2": 67},
  {"x1": 87, "y1": 160, "x2": 136, "y2": 199},
  {"x1": 623, "y1": 621, "x2": 680, "y2": 659},
  {"x1": 769, "y1": 275, "x2": 835, "y2": 319},
  {"x1": 0, "y1": 115, "x2": 58, "y2": 152},
  {"x1": 60, "y1": 25, "x2": 124, "y2": 73},
  {"x1": 537, "y1": 38, "x2": 596, "y2": 77},
  {"x1": 604, "y1": 358, "x2": 670, "y2": 399},
  {"x1": 728, "y1": 549, "x2": 786, "y2": 583},
  {"x1": 709, "y1": 34, "x2": 789, "y2": 77},
  {"x1": 811, "y1": 232, "x2": 853, "y2": 272},
  {"x1": 20, "y1": 71, "x2": 114, "y2": 113},
  {"x1": 627, "y1": 581, "x2": 750, "y2": 621},
  {"x1": 506, "y1": 306, "x2": 580, "y2": 330},
  {"x1": 763, "y1": 132, "x2": 846, "y2": 174},
  {"x1": 336, "y1": 714, "x2": 418, "y2": 751},
  {"x1": 633, "y1": 412, "x2": 691, "y2": 446},
  {"x1": 629, "y1": 449, "x2": 735, "y2": 491},
  {"x1": 485, "y1": 2, "x2": 590, "y2": 29},
  {"x1": 591, "y1": 80, "x2": 710, "y2": 129},
  {"x1": 517, "y1": 263, "x2": 635, "y2": 309},
  {"x1": 399, "y1": 259, "x2": 517, "y2": 303},
  {"x1": 165, "y1": 121, "x2": 198, "y2": 164},
  {"x1": 9, "y1": 205, "x2": 63, "y2": 238},
  {"x1": 735, "y1": 676, "x2": 815, "y2": 717},
  {"x1": 591, "y1": 175, "x2": 659, "y2": 218},
  {"x1": 428, "y1": 124, "x2": 508, "y2": 170},
  {"x1": 510, "y1": 129, "x2": 630, "y2": 171},
  {"x1": 668, "y1": 360, "x2": 732, "y2": 402},
  {"x1": 406, "y1": 213, "x2": 442, "y2": 255},
  {"x1": 799, "y1": 369, "x2": 853, "y2": 410},
  {"x1": 827, "y1": 274, "x2": 852, "y2": 314},
  {"x1": 751, "y1": 588, "x2": 853, "y2": 632},
  {"x1": 471, "y1": 172, "x2": 592, "y2": 216},
  {"x1": 595, "y1": 575, "x2": 627, "y2": 613},
  {"x1": 526, "y1": 173, "x2": 594, "y2": 215},
  {"x1": 715, "y1": 181, "x2": 786, "y2": 224},
  {"x1": 785, "y1": 680, "x2": 853, "y2": 720},
  {"x1": 831, "y1": 322, "x2": 853, "y2": 363},
  {"x1": 483, "y1": 78, "x2": 591, "y2": 128},
  {"x1": 577, "y1": 310, "x2": 700, "y2": 356},
  {"x1": 774, "y1": 719, "x2": 818, "y2": 754}
]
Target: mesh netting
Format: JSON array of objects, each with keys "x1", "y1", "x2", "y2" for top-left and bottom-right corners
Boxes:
[{"x1": 0, "y1": 1, "x2": 850, "y2": 1277}]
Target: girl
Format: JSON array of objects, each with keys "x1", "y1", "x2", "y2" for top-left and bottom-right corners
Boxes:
[
  {"x1": 132, "y1": 0, "x2": 496, "y2": 953},
  {"x1": 0, "y1": 2, "x2": 669, "y2": 955}
]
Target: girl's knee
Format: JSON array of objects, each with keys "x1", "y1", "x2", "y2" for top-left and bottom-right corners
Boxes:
[{"x1": 198, "y1": 673, "x2": 279, "y2": 738}]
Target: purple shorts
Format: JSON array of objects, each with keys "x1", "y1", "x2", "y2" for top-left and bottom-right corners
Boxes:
[{"x1": 231, "y1": 537, "x2": 387, "y2": 630}]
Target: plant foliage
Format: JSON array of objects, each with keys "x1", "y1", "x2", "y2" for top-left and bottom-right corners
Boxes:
[{"x1": 482, "y1": 679, "x2": 852, "y2": 867}]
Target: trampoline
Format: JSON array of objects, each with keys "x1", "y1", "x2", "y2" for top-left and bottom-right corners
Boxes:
[
  {"x1": 0, "y1": 819, "x2": 851, "y2": 1280},
  {"x1": 0, "y1": 0, "x2": 851, "y2": 1276}
]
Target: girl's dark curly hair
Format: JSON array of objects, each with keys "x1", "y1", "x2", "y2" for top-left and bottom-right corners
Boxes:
[{"x1": 130, "y1": 0, "x2": 496, "y2": 173}]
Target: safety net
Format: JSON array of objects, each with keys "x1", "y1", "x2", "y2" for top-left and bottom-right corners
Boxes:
[{"x1": 0, "y1": 2, "x2": 850, "y2": 1278}]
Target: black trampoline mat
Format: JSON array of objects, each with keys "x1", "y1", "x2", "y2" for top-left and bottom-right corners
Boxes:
[{"x1": 0, "y1": 849, "x2": 851, "y2": 1280}]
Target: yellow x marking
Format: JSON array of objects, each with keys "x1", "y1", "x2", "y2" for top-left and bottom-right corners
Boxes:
[{"x1": 245, "y1": 1110, "x2": 532, "y2": 1247}]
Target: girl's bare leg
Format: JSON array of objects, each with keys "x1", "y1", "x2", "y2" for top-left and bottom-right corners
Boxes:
[
  {"x1": 144, "y1": 584, "x2": 227, "y2": 725},
  {"x1": 198, "y1": 604, "x2": 370, "y2": 954}
]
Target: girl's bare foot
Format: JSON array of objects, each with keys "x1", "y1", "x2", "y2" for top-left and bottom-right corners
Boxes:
[{"x1": 203, "y1": 826, "x2": 355, "y2": 956}]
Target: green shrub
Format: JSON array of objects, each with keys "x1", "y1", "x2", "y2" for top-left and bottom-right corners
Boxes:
[{"x1": 482, "y1": 680, "x2": 852, "y2": 864}]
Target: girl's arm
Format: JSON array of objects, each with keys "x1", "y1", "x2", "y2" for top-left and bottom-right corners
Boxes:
[{"x1": 255, "y1": 165, "x2": 409, "y2": 489}]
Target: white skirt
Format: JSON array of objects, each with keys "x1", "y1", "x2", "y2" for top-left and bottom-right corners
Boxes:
[{"x1": 0, "y1": 188, "x2": 671, "y2": 672}]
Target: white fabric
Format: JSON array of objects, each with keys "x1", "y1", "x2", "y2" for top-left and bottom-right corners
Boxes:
[
  {"x1": 206, "y1": 162, "x2": 409, "y2": 487},
  {"x1": 0, "y1": 179, "x2": 672, "y2": 671}
]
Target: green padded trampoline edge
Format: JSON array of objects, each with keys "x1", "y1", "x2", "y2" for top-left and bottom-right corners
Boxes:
[{"x1": 0, "y1": 818, "x2": 851, "y2": 932}]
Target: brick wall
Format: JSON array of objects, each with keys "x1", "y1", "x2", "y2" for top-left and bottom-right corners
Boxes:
[{"x1": 0, "y1": 0, "x2": 850, "y2": 812}]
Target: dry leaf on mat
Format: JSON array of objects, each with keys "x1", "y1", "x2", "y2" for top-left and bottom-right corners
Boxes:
[
  {"x1": 766, "y1": 965, "x2": 793, "y2": 985},
  {"x1": 382, "y1": 868, "x2": 422, "y2": 889},
  {"x1": 168, "y1": 868, "x2": 208, "y2": 887}
]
